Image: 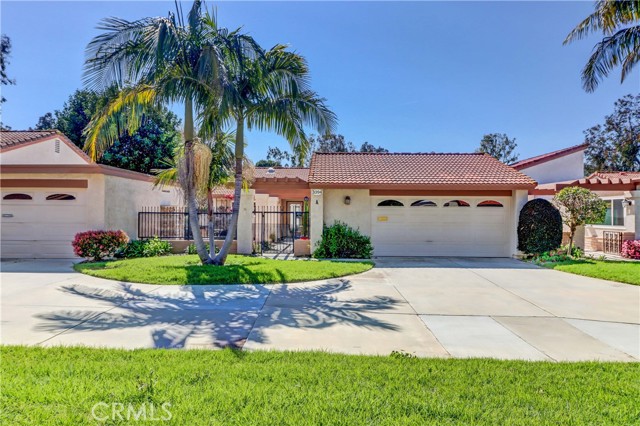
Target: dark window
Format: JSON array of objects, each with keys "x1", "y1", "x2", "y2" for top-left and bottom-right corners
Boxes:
[
  {"x1": 477, "y1": 200, "x2": 504, "y2": 207},
  {"x1": 411, "y1": 200, "x2": 437, "y2": 207},
  {"x1": 46, "y1": 194, "x2": 76, "y2": 201},
  {"x1": 593, "y1": 199, "x2": 624, "y2": 226},
  {"x1": 3, "y1": 193, "x2": 32, "y2": 200},
  {"x1": 377, "y1": 199, "x2": 404, "y2": 207},
  {"x1": 443, "y1": 200, "x2": 470, "y2": 207}
]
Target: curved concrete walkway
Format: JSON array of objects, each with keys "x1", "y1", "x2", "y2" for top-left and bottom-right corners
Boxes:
[{"x1": 1, "y1": 258, "x2": 638, "y2": 361}]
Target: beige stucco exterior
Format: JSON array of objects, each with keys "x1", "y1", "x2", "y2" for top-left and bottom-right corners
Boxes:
[
  {"x1": 1, "y1": 137, "x2": 88, "y2": 165},
  {"x1": 517, "y1": 150, "x2": 585, "y2": 185}
]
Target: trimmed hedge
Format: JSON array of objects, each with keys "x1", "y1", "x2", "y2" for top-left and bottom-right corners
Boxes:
[
  {"x1": 313, "y1": 221, "x2": 373, "y2": 259},
  {"x1": 117, "y1": 236, "x2": 172, "y2": 258},
  {"x1": 517, "y1": 199, "x2": 563, "y2": 255}
]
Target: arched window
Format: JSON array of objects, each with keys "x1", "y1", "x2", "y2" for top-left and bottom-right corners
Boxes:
[
  {"x1": 377, "y1": 199, "x2": 404, "y2": 207},
  {"x1": 46, "y1": 194, "x2": 76, "y2": 201},
  {"x1": 477, "y1": 200, "x2": 504, "y2": 207},
  {"x1": 3, "y1": 193, "x2": 32, "y2": 200},
  {"x1": 411, "y1": 200, "x2": 437, "y2": 207},
  {"x1": 443, "y1": 200, "x2": 470, "y2": 207}
]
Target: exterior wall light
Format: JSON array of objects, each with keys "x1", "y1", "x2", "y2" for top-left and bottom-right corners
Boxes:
[{"x1": 344, "y1": 196, "x2": 351, "y2": 205}]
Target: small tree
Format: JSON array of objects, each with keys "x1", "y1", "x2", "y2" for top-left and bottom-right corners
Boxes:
[{"x1": 553, "y1": 187, "x2": 607, "y2": 255}]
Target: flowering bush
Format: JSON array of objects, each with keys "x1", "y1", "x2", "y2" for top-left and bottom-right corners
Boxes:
[
  {"x1": 621, "y1": 240, "x2": 640, "y2": 260},
  {"x1": 72, "y1": 230, "x2": 129, "y2": 261}
]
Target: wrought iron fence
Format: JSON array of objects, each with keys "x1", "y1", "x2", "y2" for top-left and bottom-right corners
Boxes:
[
  {"x1": 603, "y1": 231, "x2": 623, "y2": 254},
  {"x1": 253, "y1": 207, "x2": 309, "y2": 254},
  {"x1": 138, "y1": 207, "x2": 233, "y2": 240}
]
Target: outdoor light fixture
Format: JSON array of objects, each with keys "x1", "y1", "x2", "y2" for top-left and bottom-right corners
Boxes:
[
  {"x1": 344, "y1": 196, "x2": 351, "y2": 205},
  {"x1": 622, "y1": 199, "x2": 633, "y2": 207}
]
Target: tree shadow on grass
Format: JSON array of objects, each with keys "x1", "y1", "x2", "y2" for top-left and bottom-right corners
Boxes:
[{"x1": 35, "y1": 280, "x2": 401, "y2": 349}]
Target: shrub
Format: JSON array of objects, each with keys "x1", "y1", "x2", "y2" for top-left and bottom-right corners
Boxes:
[
  {"x1": 118, "y1": 237, "x2": 172, "y2": 258},
  {"x1": 73, "y1": 230, "x2": 129, "y2": 261},
  {"x1": 517, "y1": 199, "x2": 563, "y2": 255},
  {"x1": 621, "y1": 240, "x2": 640, "y2": 259},
  {"x1": 313, "y1": 221, "x2": 373, "y2": 259},
  {"x1": 186, "y1": 242, "x2": 215, "y2": 255}
]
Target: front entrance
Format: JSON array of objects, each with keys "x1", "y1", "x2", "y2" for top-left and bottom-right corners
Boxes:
[{"x1": 253, "y1": 207, "x2": 308, "y2": 255}]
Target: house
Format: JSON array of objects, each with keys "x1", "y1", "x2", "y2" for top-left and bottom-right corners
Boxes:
[
  {"x1": 514, "y1": 143, "x2": 640, "y2": 253},
  {"x1": 0, "y1": 130, "x2": 181, "y2": 258},
  {"x1": 306, "y1": 152, "x2": 537, "y2": 257}
]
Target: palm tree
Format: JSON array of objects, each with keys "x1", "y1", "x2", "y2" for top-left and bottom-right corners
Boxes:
[
  {"x1": 82, "y1": 0, "x2": 260, "y2": 264},
  {"x1": 565, "y1": 0, "x2": 640, "y2": 92},
  {"x1": 210, "y1": 44, "x2": 337, "y2": 265}
]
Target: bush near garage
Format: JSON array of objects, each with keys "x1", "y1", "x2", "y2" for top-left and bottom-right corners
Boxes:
[
  {"x1": 117, "y1": 236, "x2": 172, "y2": 258},
  {"x1": 314, "y1": 221, "x2": 373, "y2": 259},
  {"x1": 621, "y1": 240, "x2": 640, "y2": 260},
  {"x1": 72, "y1": 230, "x2": 129, "y2": 261},
  {"x1": 517, "y1": 199, "x2": 563, "y2": 255}
]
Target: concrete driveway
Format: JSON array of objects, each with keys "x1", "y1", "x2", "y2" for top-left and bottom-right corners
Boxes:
[{"x1": 1, "y1": 257, "x2": 638, "y2": 361}]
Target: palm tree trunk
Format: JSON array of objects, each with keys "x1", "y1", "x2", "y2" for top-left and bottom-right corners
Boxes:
[
  {"x1": 213, "y1": 113, "x2": 244, "y2": 265},
  {"x1": 184, "y1": 97, "x2": 210, "y2": 264},
  {"x1": 207, "y1": 190, "x2": 215, "y2": 257}
]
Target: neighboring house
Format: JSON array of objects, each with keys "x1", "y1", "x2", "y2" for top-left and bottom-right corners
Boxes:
[
  {"x1": 0, "y1": 130, "x2": 180, "y2": 258},
  {"x1": 514, "y1": 143, "x2": 639, "y2": 253},
  {"x1": 307, "y1": 152, "x2": 536, "y2": 257},
  {"x1": 510, "y1": 143, "x2": 587, "y2": 184}
]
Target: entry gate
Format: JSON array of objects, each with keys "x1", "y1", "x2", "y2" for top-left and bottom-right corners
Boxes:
[{"x1": 253, "y1": 208, "x2": 309, "y2": 255}]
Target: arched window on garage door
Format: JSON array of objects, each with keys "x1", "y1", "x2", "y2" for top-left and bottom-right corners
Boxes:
[
  {"x1": 46, "y1": 194, "x2": 76, "y2": 201},
  {"x1": 3, "y1": 193, "x2": 32, "y2": 200},
  {"x1": 411, "y1": 200, "x2": 437, "y2": 207},
  {"x1": 477, "y1": 200, "x2": 504, "y2": 207},
  {"x1": 443, "y1": 199, "x2": 470, "y2": 207},
  {"x1": 377, "y1": 199, "x2": 404, "y2": 207}
]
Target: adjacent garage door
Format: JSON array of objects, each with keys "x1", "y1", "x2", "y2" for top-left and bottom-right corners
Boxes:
[
  {"x1": 371, "y1": 196, "x2": 511, "y2": 257},
  {"x1": 1, "y1": 190, "x2": 88, "y2": 258}
]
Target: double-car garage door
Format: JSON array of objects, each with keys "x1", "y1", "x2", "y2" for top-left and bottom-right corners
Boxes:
[
  {"x1": 1, "y1": 190, "x2": 88, "y2": 258},
  {"x1": 371, "y1": 196, "x2": 511, "y2": 257}
]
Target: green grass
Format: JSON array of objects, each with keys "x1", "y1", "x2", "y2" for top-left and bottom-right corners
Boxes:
[
  {"x1": 1, "y1": 346, "x2": 638, "y2": 425},
  {"x1": 74, "y1": 254, "x2": 373, "y2": 285},
  {"x1": 541, "y1": 258, "x2": 640, "y2": 285}
]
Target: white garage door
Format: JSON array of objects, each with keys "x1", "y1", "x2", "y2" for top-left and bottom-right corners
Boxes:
[
  {"x1": 1, "y1": 190, "x2": 88, "y2": 258},
  {"x1": 371, "y1": 196, "x2": 511, "y2": 257}
]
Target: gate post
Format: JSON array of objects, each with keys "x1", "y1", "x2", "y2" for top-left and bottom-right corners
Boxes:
[
  {"x1": 237, "y1": 189, "x2": 255, "y2": 254},
  {"x1": 310, "y1": 188, "x2": 324, "y2": 255}
]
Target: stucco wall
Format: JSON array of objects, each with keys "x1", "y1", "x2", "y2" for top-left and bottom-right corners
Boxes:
[
  {"x1": 104, "y1": 175, "x2": 181, "y2": 239},
  {"x1": 323, "y1": 189, "x2": 372, "y2": 235},
  {"x1": 1, "y1": 138, "x2": 88, "y2": 165},
  {"x1": 518, "y1": 151, "x2": 585, "y2": 184}
]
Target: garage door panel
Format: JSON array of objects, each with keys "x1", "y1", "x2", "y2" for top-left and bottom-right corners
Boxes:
[
  {"x1": 371, "y1": 196, "x2": 511, "y2": 257},
  {"x1": 1, "y1": 191, "x2": 87, "y2": 258}
]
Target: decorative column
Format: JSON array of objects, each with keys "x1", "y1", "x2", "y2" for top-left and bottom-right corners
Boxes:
[
  {"x1": 511, "y1": 190, "x2": 529, "y2": 257},
  {"x1": 310, "y1": 188, "x2": 324, "y2": 254},
  {"x1": 236, "y1": 189, "x2": 255, "y2": 254}
]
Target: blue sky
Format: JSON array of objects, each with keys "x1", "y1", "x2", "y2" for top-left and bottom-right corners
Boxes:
[{"x1": 1, "y1": 1, "x2": 637, "y2": 162}]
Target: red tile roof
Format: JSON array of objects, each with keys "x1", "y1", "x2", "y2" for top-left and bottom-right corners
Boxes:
[
  {"x1": 254, "y1": 167, "x2": 309, "y2": 182},
  {"x1": 308, "y1": 152, "x2": 537, "y2": 189},
  {"x1": 581, "y1": 171, "x2": 640, "y2": 185},
  {"x1": 510, "y1": 143, "x2": 588, "y2": 170},
  {"x1": 0, "y1": 130, "x2": 59, "y2": 149}
]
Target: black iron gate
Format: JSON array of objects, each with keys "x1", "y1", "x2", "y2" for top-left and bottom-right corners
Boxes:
[{"x1": 253, "y1": 209, "x2": 309, "y2": 254}]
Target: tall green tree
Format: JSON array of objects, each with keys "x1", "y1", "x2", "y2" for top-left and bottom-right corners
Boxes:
[
  {"x1": 211, "y1": 44, "x2": 336, "y2": 264},
  {"x1": 477, "y1": 133, "x2": 519, "y2": 164},
  {"x1": 565, "y1": 0, "x2": 640, "y2": 92},
  {"x1": 584, "y1": 94, "x2": 640, "y2": 173},
  {"x1": 82, "y1": 1, "x2": 260, "y2": 264},
  {"x1": 34, "y1": 90, "x2": 181, "y2": 174},
  {"x1": 1, "y1": 34, "x2": 15, "y2": 103}
]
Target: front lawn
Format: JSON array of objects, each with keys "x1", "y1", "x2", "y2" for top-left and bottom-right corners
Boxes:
[
  {"x1": 540, "y1": 258, "x2": 640, "y2": 285},
  {"x1": 1, "y1": 346, "x2": 637, "y2": 425},
  {"x1": 74, "y1": 254, "x2": 373, "y2": 285}
]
